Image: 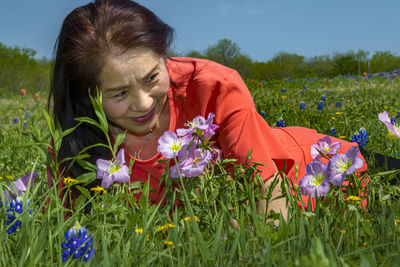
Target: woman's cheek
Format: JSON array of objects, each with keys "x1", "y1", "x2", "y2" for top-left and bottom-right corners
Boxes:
[{"x1": 103, "y1": 101, "x2": 127, "y2": 119}]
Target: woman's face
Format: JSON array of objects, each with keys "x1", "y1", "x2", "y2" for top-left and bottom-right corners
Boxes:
[{"x1": 99, "y1": 47, "x2": 170, "y2": 136}]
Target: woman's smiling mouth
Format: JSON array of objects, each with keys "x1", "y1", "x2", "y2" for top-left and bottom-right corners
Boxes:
[{"x1": 132, "y1": 105, "x2": 156, "y2": 123}]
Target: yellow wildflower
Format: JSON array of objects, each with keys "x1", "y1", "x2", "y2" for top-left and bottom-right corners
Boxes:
[
  {"x1": 64, "y1": 177, "x2": 78, "y2": 185},
  {"x1": 135, "y1": 228, "x2": 143, "y2": 234},
  {"x1": 335, "y1": 112, "x2": 341, "y2": 115},
  {"x1": 347, "y1": 195, "x2": 361, "y2": 201},
  {"x1": 361, "y1": 115, "x2": 366, "y2": 119},
  {"x1": 347, "y1": 195, "x2": 361, "y2": 205},
  {"x1": 397, "y1": 188, "x2": 400, "y2": 194},
  {"x1": 156, "y1": 223, "x2": 176, "y2": 232},
  {"x1": 0, "y1": 177, "x2": 3, "y2": 180},
  {"x1": 281, "y1": 96, "x2": 286, "y2": 100},
  {"x1": 396, "y1": 219, "x2": 400, "y2": 223},
  {"x1": 332, "y1": 117, "x2": 336, "y2": 120},
  {"x1": 363, "y1": 242, "x2": 367, "y2": 246},
  {"x1": 347, "y1": 100, "x2": 350, "y2": 103},
  {"x1": 156, "y1": 225, "x2": 169, "y2": 232},
  {"x1": 164, "y1": 240, "x2": 175, "y2": 247},
  {"x1": 6, "y1": 175, "x2": 14, "y2": 180},
  {"x1": 90, "y1": 186, "x2": 107, "y2": 194},
  {"x1": 184, "y1": 216, "x2": 200, "y2": 222},
  {"x1": 18, "y1": 109, "x2": 22, "y2": 113},
  {"x1": 339, "y1": 229, "x2": 346, "y2": 234},
  {"x1": 338, "y1": 136, "x2": 346, "y2": 139}
]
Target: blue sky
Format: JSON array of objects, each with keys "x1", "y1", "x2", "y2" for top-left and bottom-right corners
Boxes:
[{"x1": 1, "y1": 0, "x2": 399, "y2": 61}]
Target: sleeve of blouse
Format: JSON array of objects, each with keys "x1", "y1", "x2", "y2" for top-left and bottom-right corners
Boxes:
[{"x1": 214, "y1": 69, "x2": 294, "y2": 181}]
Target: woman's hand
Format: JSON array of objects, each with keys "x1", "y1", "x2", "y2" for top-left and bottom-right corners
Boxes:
[{"x1": 257, "y1": 172, "x2": 288, "y2": 227}]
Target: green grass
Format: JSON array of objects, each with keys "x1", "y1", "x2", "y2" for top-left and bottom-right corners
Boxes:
[{"x1": 0, "y1": 75, "x2": 400, "y2": 266}]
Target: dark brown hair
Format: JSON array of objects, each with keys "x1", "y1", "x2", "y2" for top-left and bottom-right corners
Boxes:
[{"x1": 48, "y1": 0, "x2": 174, "y2": 179}]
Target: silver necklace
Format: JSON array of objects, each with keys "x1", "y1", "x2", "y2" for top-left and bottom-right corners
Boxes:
[{"x1": 133, "y1": 129, "x2": 152, "y2": 160}]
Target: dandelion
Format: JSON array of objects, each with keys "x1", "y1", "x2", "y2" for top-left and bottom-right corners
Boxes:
[
  {"x1": 351, "y1": 128, "x2": 368, "y2": 147},
  {"x1": 276, "y1": 117, "x2": 286, "y2": 127},
  {"x1": 328, "y1": 146, "x2": 363, "y2": 186},
  {"x1": 164, "y1": 240, "x2": 175, "y2": 247},
  {"x1": 96, "y1": 149, "x2": 130, "y2": 188},
  {"x1": 332, "y1": 117, "x2": 336, "y2": 120},
  {"x1": 64, "y1": 177, "x2": 78, "y2": 185},
  {"x1": 310, "y1": 136, "x2": 341, "y2": 160},
  {"x1": 378, "y1": 111, "x2": 400, "y2": 139},
  {"x1": 156, "y1": 224, "x2": 168, "y2": 232},
  {"x1": 61, "y1": 222, "x2": 96, "y2": 262},
  {"x1": 135, "y1": 228, "x2": 143, "y2": 234},
  {"x1": 298, "y1": 160, "x2": 330, "y2": 197},
  {"x1": 90, "y1": 186, "x2": 107, "y2": 194},
  {"x1": 184, "y1": 216, "x2": 200, "y2": 222},
  {"x1": 347, "y1": 195, "x2": 361, "y2": 205}
]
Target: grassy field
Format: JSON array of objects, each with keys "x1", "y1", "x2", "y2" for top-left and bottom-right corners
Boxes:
[{"x1": 0, "y1": 73, "x2": 400, "y2": 266}]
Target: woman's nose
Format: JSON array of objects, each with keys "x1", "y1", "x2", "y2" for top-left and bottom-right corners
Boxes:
[{"x1": 129, "y1": 90, "x2": 153, "y2": 112}]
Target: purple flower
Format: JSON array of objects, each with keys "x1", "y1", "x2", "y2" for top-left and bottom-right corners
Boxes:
[
  {"x1": 328, "y1": 146, "x2": 363, "y2": 186},
  {"x1": 157, "y1": 131, "x2": 186, "y2": 159},
  {"x1": 378, "y1": 111, "x2": 400, "y2": 139},
  {"x1": 13, "y1": 118, "x2": 18, "y2": 124},
  {"x1": 310, "y1": 136, "x2": 341, "y2": 160},
  {"x1": 170, "y1": 145, "x2": 212, "y2": 178},
  {"x1": 177, "y1": 113, "x2": 219, "y2": 141},
  {"x1": 4, "y1": 172, "x2": 37, "y2": 201},
  {"x1": 299, "y1": 160, "x2": 330, "y2": 197},
  {"x1": 96, "y1": 149, "x2": 129, "y2": 188}
]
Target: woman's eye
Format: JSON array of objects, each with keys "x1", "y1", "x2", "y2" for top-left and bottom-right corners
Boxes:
[
  {"x1": 114, "y1": 91, "x2": 127, "y2": 98},
  {"x1": 145, "y1": 73, "x2": 158, "y2": 83}
]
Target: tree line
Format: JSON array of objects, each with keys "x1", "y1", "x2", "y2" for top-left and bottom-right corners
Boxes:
[
  {"x1": 1, "y1": 39, "x2": 400, "y2": 96},
  {"x1": 0, "y1": 43, "x2": 51, "y2": 97},
  {"x1": 180, "y1": 39, "x2": 400, "y2": 81}
]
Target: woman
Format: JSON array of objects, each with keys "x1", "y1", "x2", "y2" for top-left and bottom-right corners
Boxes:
[{"x1": 48, "y1": 0, "x2": 367, "y2": 215}]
